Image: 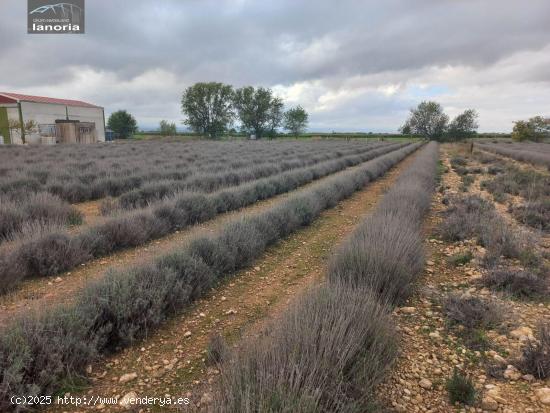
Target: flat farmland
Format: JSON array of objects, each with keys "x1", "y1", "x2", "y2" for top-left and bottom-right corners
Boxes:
[{"x1": 1, "y1": 139, "x2": 549, "y2": 412}]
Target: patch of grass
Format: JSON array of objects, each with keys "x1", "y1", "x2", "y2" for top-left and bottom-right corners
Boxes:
[
  {"x1": 437, "y1": 159, "x2": 448, "y2": 181},
  {"x1": 493, "y1": 190, "x2": 507, "y2": 203},
  {"x1": 460, "y1": 175, "x2": 475, "y2": 192},
  {"x1": 447, "y1": 251, "x2": 473, "y2": 266},
  {"x1": 518, "y1": 249, "x2": 546, "y2": 272},
  {"x1": 67, "y1": 209, "x2": 84, "y2": 226},
  {"x1": 446, "y1": 369, "x2": 476, "y2": 405},
  {"x1": 52, "y1": 376, "x2": 90, "y2": 397},
  {"x1": 486, "y1": 362, "x2": 507, "y2": 379},
  {"x1": 460, "y1": 328, "x2": 491, "y2": 351}
]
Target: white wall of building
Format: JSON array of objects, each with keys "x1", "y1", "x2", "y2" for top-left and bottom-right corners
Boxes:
[
  {"x1": 20, "y1": 101, "x2": 105, "y2": 142},
  {"x1": 0, "y1": 101, "x2": 105, "y2": 144}
]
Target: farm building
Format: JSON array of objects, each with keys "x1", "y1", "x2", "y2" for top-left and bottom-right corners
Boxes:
[{"x1": 0, "y1": 92, "x2": 105, "y2": 144}]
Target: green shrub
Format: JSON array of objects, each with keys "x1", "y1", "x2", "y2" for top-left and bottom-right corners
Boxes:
[
  {"x1": 447, "y1": 251, "x2": 473, "y2": 266},
  {"x1": 446, "y1": 369, "x2": 476, "y2": 405}
]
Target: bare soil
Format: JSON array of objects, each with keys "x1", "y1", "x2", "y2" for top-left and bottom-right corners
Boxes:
[{"x1": 73, "y1": 199, "x2": 104, "y2": 227}]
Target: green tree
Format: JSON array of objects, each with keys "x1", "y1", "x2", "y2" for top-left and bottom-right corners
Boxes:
[
  {"x1": 283, "y1": 105, "x2": 309, "y2": 136},
  {"x1": 181, "y1": 82, "x2": 234, "y2": 138},
  {"x1": 234, "y1": 86, "x2": 283, "y2": 138},
  {"x1": 107, "y1": 110, "x2": 137, "y2": 139},
  {"x1": 400, "y1": 101, "x2": 449, "y2": 141},
  {"x1": 512, "y1": 116, "x2": 550, "y2": 142},
  {"x1": 448, "y1": 109, "x2": 479, "y2": 140},
  {"x1": 267, "y1": 97, "x2": 284, "y2": 139},
  {"x1": 159, "y1": 120, "x2": 177, "y2": 136}
]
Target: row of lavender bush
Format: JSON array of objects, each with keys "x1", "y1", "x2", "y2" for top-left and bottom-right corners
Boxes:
[
  {"x1": 109, "y1": 141, "x2": 395, "y2": 209},
  {"x1": 0, "y1": 140, "x2": 391, "y2": 202},
  {"x1": 0, "y1": 192, "x2": 82, "y2": 244},
  {"x1": 476, "y1": 142, "x2": 550, "y2": 170}
]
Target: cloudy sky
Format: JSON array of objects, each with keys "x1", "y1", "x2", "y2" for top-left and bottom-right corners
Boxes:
[{"x1": 1, "y1": 0, "x2": 549, "y2": 132}]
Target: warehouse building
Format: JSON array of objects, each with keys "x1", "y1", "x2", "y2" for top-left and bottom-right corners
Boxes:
[{"x1": 0, "y1": 92, "x2": 105, "y2": 144}]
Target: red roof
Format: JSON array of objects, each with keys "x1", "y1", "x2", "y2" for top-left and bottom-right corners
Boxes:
[{"x1": 0, "y1": 92, "x2": 101, "y2": 108}]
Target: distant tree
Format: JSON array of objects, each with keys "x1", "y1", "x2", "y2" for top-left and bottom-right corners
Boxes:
[
  {"x1": 284, "y1": 105, "x2": 309, "y2": 136},
  {"x1": 159, "y1": 120, "x2": 177, "y2": 136},
  {"x1": 181, "y1": 82, "x2": 234, "y2": 139},
  {"x1": 234, "y1": 86, "x2": 283, "y2": 138},
  {"x1": 512, "y1": 116, "x2": 550, "y2": 142},
  {"x1": 448, "y1": 109, "x2": 479, "y2": 140},
  {"x1": 400, "y1": 101, "x2": 449, "y2": 141},
  {"x1": 107, "y1": 110, "x2": 137, "y2": 139},
  {"x1": 267, "y1": 97, "x2": 284, "y2": 139}
]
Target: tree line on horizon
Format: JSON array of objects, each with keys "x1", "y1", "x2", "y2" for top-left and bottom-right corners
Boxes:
[
  {"x1": 400, "y1": 100, "x2": 549, "y2": 142},
  {"x1": 106, "y1": 97, "x2": 548, "y2": 142}
]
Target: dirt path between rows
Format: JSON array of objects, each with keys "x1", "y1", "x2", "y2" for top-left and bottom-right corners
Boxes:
[
  {"x1": 73, "y1": 199, "x2": 104, "y2": 228},
  {"x1": 376, "y1": 145, "x2": 550, "y2": 412},
  {"x1": 0, "y1": 148, "x2": 409, "y2": 327},
  {"x1": 45, "y1": 148, "x2": 420, "y2": 412}
]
